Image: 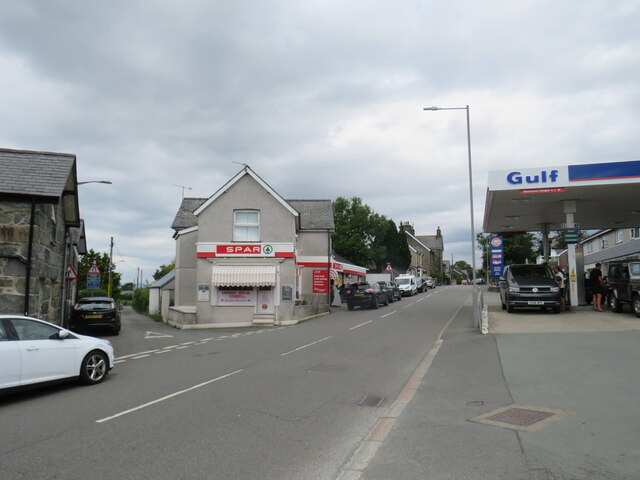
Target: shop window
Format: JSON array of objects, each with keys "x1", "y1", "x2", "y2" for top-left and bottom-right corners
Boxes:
[{"x1": 234, "y1": 210, "x2": 260, "y2": 241}]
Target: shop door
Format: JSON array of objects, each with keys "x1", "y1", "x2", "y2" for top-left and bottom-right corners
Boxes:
[{"x1": 256, "y1": 287, "x2": 275, "y2": 314}]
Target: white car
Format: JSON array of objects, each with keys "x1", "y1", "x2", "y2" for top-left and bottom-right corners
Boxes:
[{"x1": 0, "y1": 315, "x2": 115, "y2": 390}]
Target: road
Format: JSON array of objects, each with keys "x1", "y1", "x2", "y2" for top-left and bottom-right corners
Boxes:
[{"x1": 0, "y1": 286, "x2": 470, "y2": 480}]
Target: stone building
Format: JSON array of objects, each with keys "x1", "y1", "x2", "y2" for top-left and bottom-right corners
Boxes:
[
  {"x1": 0, "y1": 148, "x2": 85, "y2": 325},
  {"x1": 401, "y1": 222, "x2": 445, "y2": 278}
]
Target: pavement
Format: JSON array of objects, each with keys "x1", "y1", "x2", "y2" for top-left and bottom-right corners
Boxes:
[{"x1": 350, "y1": 288, "x2": 640, "y2": 480}]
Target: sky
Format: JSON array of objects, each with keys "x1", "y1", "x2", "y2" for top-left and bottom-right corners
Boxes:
[{"x1": 1, "y1": 1, "x2": 639, "y2": 285}]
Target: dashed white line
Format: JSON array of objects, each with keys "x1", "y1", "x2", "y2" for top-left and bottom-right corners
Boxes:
[
  {"x1": 132, "y1": 354, "x2": 151, "y2": 360},
  {"x1": 381, "y1": 310, "x2": 397, "y2": 318},
  {"x1": 95, "y1": 369, "x2": 244, "y2": 423},
  {"x1": 116, "y1": 349, "x2": 159, "y2": 360},
  {"x1": 281, "y1": 336, "x2": 333, "y2": 356},
  {"x1": 349, "y1": 321, "x2": 372, "y2": 331},
  {"x1": 402, "y1": 303, "x2": 414, "y2": 309},
  {"x1": 416, "y1": 297, "x2": 424, "y2": 303}
]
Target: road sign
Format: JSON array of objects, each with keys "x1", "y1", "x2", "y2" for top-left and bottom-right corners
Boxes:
[
  {"x1": 88, "y1": 263, "x2": 101, "y2": 274},
  {"x1": 87, "y1": 274, "x2": 101, "y2": 290},
  {"x1": 64, "y1": 264, "x2": 78, "y2": 280}
]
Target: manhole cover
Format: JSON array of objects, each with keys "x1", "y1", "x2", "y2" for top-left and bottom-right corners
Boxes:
[
  {"x1": 488, "y1": 407, "x2": 554, "y2": 427},
  {"x1": 470, "y1": 404, "x2": 570, "y2": 432},
  {"x1": 308, "y1": 364, "x2": 348, "y2": 372},
  {"x1": 358, "y1": 394, "x2": 385, "y2": 407}
]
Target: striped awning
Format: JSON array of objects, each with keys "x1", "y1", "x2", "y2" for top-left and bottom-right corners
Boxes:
[{"x1": 211, "y1": 264, "x2": 277, "y2": 287}]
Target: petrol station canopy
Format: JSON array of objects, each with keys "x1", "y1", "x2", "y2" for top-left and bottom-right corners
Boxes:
[{"x1": 483, "y1": 160, "x2": 640, "y2": 234}]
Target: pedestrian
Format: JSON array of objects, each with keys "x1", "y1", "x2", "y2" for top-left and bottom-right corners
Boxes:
[
  {"x1": 589, "y1": 263, "x2": 607, "y2": 312},
  {"x1": 552, "y1": 266, "x2": 566, "y2": 311}
]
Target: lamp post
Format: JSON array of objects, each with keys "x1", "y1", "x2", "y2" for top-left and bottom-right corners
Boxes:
[{"x1": 423, "y1": 105, "x2": 477, "y2": 287}]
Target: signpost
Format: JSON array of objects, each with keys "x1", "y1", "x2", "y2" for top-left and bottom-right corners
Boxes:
[
  {"x1": 87, "y1": 263, "x2": 101, "y2": 291},
  {"x1": 489, "y1": 235, "x2": 505, "y2": 278}
]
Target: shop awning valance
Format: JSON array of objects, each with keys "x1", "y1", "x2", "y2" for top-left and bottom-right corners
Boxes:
[{"x1": 211, "y1": 265, "x2": 277, "y2": 287}]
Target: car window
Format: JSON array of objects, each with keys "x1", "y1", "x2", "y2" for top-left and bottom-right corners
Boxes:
[
  {"x1": 630, "y1": 263, "x2": 640, "y2": 277},
  {"x1": 396, "y1": 278, "x2": 410, "y2": 285},
  {"x1": 509, "y1": 265, "x2": 552, "y2": 279},
  {"x1": 11, "y1": 318, "x2": 60, "y2": 341},
  {"x1": 77, "y1": 300, "x2": 113, "y2": 311},
  {"x1": 0, "y1": 322, "x2": 8, "y2": 341}
]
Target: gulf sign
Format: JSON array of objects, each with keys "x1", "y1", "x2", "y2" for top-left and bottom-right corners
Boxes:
[
  {"x1": 197, "y1": 242, "x2": 295, "y2": 258},
  {"x1": 489, "y1": 235, "x2": 504, "y2": 277}
]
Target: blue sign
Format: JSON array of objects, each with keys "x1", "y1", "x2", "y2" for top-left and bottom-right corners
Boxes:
[
  {"x1": 87, "y1": 274, "x2": 101, "y2": 290},
  {"x1": 489, "y1": 235, "x2": 504, "y2": 277}
]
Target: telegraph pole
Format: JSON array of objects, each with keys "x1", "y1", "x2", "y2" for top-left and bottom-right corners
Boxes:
[{"x1": 107, "y1": 236, "x2": 114, "y2": 297}]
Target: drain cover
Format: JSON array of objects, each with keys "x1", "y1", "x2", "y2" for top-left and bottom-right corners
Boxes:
[
  {"x1": 358, "y1": 394, "x2": 385, "y2": 407},
  {"x1": 470, "y1": 404, "x2": 570, "y2": 432}
]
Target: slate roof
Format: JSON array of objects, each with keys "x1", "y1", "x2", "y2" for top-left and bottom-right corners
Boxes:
[
  {"x1": 0, "y1": 148, "x2": 77, "y2": 199},
  {"x1": 416, "y1": 235, "x2": 443, "y2": 250},
  {"x1": 149, "y1": 269, "x2": 176, "y2": 288},
  {"x1": 171, "y1": 197, "x2": 207, "y2": 230},
  {"x1": 287, "y1": 199, "x2": 334, "y2": 230}
]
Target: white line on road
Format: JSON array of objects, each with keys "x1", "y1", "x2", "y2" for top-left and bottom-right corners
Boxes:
[
  {"x1": 402, "y1": 303, "x2": 414, "y2": 309},
  {"x1": 416, "y1": 297, "x2": 424, "y2": 302},
  {"x1": 116, "y1": 349, "x2": 160, "y2": 360},
  {"x1": 132, "y1": 354, "x2": 151, "y2": 360},
  {"x1": 281, "y1": 336, "x2": 333, "y2": 356},
  {"x1": 381, "y1": 310, "x2": 397, "y2": 318},
  {"x1": 349, "y1": 321, "x2": 372, "y2": 331},
  {"x1": 96, "y1": 369, "x2": 244, "y2": 424}
]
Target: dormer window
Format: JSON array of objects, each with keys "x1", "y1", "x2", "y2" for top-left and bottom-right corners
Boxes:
[{"x1": 234, "y1": 210, "x2": 260, "y2": 241}]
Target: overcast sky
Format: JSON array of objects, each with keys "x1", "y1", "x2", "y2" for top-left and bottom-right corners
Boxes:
[{"x1": 1, "y1": 1, "x2": 639, "y2": 284}]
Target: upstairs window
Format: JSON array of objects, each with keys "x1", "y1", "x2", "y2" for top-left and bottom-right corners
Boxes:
[
  {"x1": 631, "y1": 228, "x2": 640, "y2": 239},
  {"x1": 601, "y1": 237, "x2": 609, "y2": 249},
  {"x1": 234, "y1": 210, "x2": 260, "y2": 241},
  {"x1": 616, "y1": 231, "x2": 624, "y2": 244}
]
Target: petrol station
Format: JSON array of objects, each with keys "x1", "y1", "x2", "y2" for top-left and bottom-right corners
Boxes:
[{"x1": 483, "y1": 160, "x2": 640, "y2": 308}]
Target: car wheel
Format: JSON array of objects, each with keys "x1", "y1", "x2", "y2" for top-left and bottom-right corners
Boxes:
[
  {"x1": 552, "y1": 306, "x2": 561, "y2": 314},
  {"x1": 384, "y1": 296, "x2": 389, "y2": 306},
  {"x1": 608, "y1": 293, "x2": 622, "y2": 313},
  {"x1": 632, "y1": 294, "x2": 640, "y2": 318},
  {"x1": 507, "y1": 304, "x2": 514, "y2": 313},
  {"x1": 80, "y1": 350, "x2": 109, "y2": 385}
]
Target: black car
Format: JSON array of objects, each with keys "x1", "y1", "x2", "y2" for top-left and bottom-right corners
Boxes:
[
  {"x1": 345, "y1": 282, "x2": 388, "y2": 310},
  {"x1": 499, "y1": 264, "x2": 561, "y2": 313},
  {"x1": 70, "y1": 297, "x2": 121, "y2": 335},
  {"x1": 606, "y1": 261, "x2": 640, "y2": 317},
  {"x1": 377, "y1": 281, "x2": 402, "y2": 303}
]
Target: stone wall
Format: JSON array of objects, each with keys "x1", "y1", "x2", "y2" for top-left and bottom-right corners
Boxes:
[{"x1": 0, "y1": 199, "x2": 67, "y2": 323}]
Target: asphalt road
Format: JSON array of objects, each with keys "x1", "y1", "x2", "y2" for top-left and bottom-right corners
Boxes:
[{"x1": 0, "y1": 286, "x2": 469, "y2": 480}]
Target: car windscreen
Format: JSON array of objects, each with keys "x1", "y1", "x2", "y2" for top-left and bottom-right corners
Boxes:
[
  {"x1": 630, "y1": 263, "x2": 640, "y2": 277},
  {"x1": 76, "y1": 301, "x2": 113, "y2": 311},
  {"x1": 509, "y1": 265, "x2": 553, "y2": 279},
  {"x1": 395, "y1": 278, "x2": 411, "y2": 285},
  {"x1": 352, "y1": 284, "x2": 373, "y2": 291}
]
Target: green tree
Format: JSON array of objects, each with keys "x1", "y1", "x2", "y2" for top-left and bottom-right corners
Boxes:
[
  {"x1": 332, "y1": 197, "x2": 374, "y2": 267},
  {"x1": 153, "y1": 262, "x2": 175, "y2": 281},
  {"x1": 78, "y1": 249, "x2": 122, "y2": 299},
  {"x1": 479, "y1": 232, "x2": 539, "y2": 267}
]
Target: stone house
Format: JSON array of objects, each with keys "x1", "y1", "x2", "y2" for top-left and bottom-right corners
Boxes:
[
  {"x1": 402, "y1": 222, "x2": 445, "y2": 278},
  {"x1": 0, "y1": 148, "x2": 85, "y2": 325}
]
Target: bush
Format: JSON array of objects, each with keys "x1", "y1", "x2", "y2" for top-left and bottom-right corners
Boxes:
[
  {"x1": 79, "y1": 288, "x2": 109, "y2": 298},
  {"x1": 132, "y1": 288, "x2": 150, "y2": 313}
]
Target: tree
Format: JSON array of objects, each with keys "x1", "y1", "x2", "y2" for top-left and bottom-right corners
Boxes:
[
  {"x1": 478, "y1": 232, "x2": 539, "y2": 268},
  {"x1": 153, "y1": 262, "x2": 175, "y2": 281},
  {"x1": 78, "y1": 249, "x2": 122, "y2": 299}
]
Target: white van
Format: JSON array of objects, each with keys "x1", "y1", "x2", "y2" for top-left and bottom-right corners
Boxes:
[{"x1": 395, "y1": 275, "x2": 418, "y2": 296}]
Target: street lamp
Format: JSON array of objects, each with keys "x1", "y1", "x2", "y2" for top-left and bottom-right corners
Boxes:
[
  {"x1": 77, "y1": 180, "x2": 112, "y2": 185},
  {"x1": 423, "y1": 105, "x2": 477, "y2": 286}
]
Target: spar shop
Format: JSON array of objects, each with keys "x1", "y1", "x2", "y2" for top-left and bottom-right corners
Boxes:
[{"x1": 168, "y1": 166, "x2": 364, "y2": 328}]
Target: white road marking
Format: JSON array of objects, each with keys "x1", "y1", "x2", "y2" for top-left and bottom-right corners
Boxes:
[
  {"x1": 349, "y1": 321, "x2": 372, "y2": 331},
  {"x1": 416, "y1": 297, "x2": 424, "y2": 302},
  {"x1": 132, "y1": 354, "x2": 150, "y2": 360},
  {"x1": 144, "y1": 331, "x2": 173, "y2": 339},
  {"x1": 281, "y1": 336, "x2": 333, "y2": 356},
  {"x1": 96, "y1": 370, "x2": 244, "y2": 423},
  {"x1": 381, "y1": 310, "x2": 397, "y2": 318},
  {"x1": 402, "y1": 303, "x2": 414, "y2": 309},
  {"x1": 116, "y1": 349, "x2": 159, "y2": 360},
  {"x1": 180, "y1": 341, "x2": 195, "y2": 345}
]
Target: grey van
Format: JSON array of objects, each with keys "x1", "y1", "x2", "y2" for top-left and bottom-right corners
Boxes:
[{"x1": 499, "y1": 264, "x2": 561, "y2": 313}]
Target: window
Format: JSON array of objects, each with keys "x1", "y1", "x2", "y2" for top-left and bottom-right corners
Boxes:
[
  {"x1": 586, "y1": 242, "x2": 594, "y2": 253},
  {"x1": 601, "y1": 237, "x2": 609, "y2": 249},
  {"x1": 11, "y1": 318, "x2": 59, "y2": 340},
  {"x1": 616, "y1": 231, "x2": 624, "y2": 244},
  {"x1": 234, "y1": 210, "x2": 259, "y2": 241},
  {"x1": 631, "y1": 228, "x2": 640, "y2": 239}
]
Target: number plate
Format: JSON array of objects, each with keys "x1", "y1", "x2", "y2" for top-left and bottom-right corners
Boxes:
[
  {"x1": 354, "y1": 293, "x2": 364, "y2": 297},
  {"x1": 85, "y1": 314, "x2": 102, "y2": 319},
  {"x1": 528, "y1": 301, "x2": 544, "y2": 305}
]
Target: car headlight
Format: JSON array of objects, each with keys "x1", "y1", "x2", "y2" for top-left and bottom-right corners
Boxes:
[{"x1": 508, "y1": 286, "x2": 520, "y2": 293}]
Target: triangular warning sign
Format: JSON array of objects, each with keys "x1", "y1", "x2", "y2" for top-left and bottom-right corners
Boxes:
[
  {"x1": 65, "y1": 264, "x2": 78, "y2": 280},
  {"x1": 88, "y1": 263, "x2": 101, "y2": 274}
]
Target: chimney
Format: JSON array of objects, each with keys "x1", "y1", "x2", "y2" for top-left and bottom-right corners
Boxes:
[{"x1": 401, "y1": 221, "x2": 415, "y2": 236}]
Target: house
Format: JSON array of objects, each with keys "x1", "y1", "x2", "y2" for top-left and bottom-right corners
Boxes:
[
  {"x1": 401, "y1": 222, "x2": 445, "y2": 278},
  {"x1": 580, "y1": 228, "x2": 640, "y2": 270},
  {"x1": 169, "y1": 166, "x2": 361, "y2": 328},
  {"x1": 0, "y1": 148, "x2": 85, "y2": 325}
]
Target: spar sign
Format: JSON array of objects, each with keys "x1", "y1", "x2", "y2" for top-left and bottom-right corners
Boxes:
[{"x1": 489, "y1": 235, "x2": 504, "y2": 277}]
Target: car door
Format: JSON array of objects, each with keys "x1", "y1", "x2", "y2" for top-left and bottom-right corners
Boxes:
[
  {"x1": 0, "y1": 319, "x2": 21, "y2": 388},
  {"x1": 10, "y1": 318, "x2": 79, "y2": 386}
]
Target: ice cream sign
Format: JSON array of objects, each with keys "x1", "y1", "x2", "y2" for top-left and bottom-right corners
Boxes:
[{"x1": 197, "y1": 242, "x2": 294, "y2": 258}]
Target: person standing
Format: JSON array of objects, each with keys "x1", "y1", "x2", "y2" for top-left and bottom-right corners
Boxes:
[
  {"x1": 589, "y1": 263, "x2": 607, "y2": 312},
  {"x1": 552, "y1": 266, "x2": 566, "y2": 311}
]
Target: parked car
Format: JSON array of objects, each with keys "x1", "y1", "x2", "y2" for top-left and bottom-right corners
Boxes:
[
  {"x1": 423, "y1": 276, "x2": 436, "y2": 289},
  {"x1": 377, "y1": 281, "x2": 402, "y2": 303},
  {"x1": 499, "y1": 264, "x2": 561, "y2": 313},
  {"x1": 345, "y1": 282, "x2": 388, "y2": 310},
  {"x1": 395, "y1": 275, "x2": 418, "y2": 296},
  {"x1": 0, "y1": 315, "x2": 114, "y2": 390},
  {"x1": 606, "y1": 261, "x2": 640, "y2": 317},
  {"x1": 70, "y1": 297, "x2": 121, "y2": 335},
  {"x1": 415, "y1": 277, "x2": 426, "y2": 293}
]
